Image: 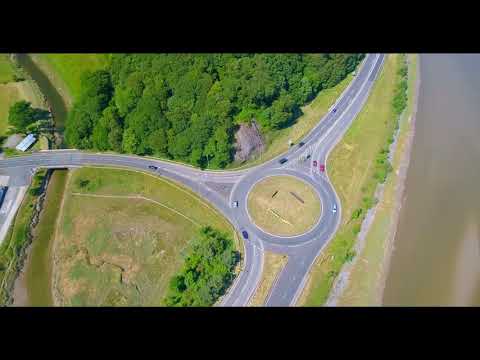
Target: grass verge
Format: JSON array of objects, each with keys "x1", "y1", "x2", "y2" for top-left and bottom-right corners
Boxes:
[
  {"x1": 52, "y1": 167, "x2": 237, "y2": 306},
  {"x1": 0, "y1": 55, "x2": 16, "y2": 84},
  {"x1": 248, "y1": 251, "x2": 288, "y2": 306},
  {"x1": 247, "y1": 175, "x2": 321, "y2": 237},
  {"x1": 298, "y1": 54, "x2": 405, "y2": 306},
  {"x1": 0, "y1": 169, "x2": 48, "y2": 305},
  {"x1": 336, "y1": 54, "x2": 418, "y2": 305}
]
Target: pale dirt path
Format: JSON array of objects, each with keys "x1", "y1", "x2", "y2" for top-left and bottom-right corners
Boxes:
[{"x1": 71, "y1": 192, "x2": 201, "y2": 227}]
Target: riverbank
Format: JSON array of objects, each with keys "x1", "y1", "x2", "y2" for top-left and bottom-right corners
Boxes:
[
  {"x1": 329, "y1": 54, "x2": 419, "y2": 306},
  {"x1": 0, "y1": 170, "x2": 49, "y2": 305},
  {"x1": 26, "y1": 55, "x2": 74, "y2": 109},
  {"x1": 12, "y1": 170, "x2": 68, "y2": 306}
]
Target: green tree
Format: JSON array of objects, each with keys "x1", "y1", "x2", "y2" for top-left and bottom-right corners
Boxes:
[
  {"x1": 8, "y1": 101, "x2": 47, "y2": 132},
  {"x1": 164, "y1": 226, "x2": 239, "y2": 307}
]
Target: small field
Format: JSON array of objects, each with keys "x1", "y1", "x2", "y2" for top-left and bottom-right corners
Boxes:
[
  {"x1": 0, "y1": 83, "x2": 18, "y2": 137},
  {"x1": 249, "y1": 251, "x2": 288, "y2": 306},
  {"x1": 247, "y1": 175, "x2": 321, "y2": 237},
  {"x1": 53, "y1": 167, "x2": 235, "y2": 306},
  {"x1": 298, "y1": 54, "x2": 402, "y2": 306},
  {"x1": 34, "y1": 54, "x2": 110, "y2": 104},
  {"x1": 230, "y1": 72, "x2": 354, "y2": 169},
  {"x1": 0, "y1": 55, "x2": 15, "y2": 84}
]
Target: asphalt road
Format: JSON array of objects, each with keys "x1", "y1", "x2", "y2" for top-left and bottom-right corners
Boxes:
[{"x1": 0, "y1": 53, "x2": 384, "y2": 306}]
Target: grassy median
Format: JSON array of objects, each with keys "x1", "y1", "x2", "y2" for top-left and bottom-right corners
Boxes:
[
  {"x1": 249, "y1": 251, "x2": 288, "y2": 306},
  {"x1": 247, "y1": 175, "x2": 321, "y2": 237},
  {"x1": 52, "y1": 167, "x2": 236, "y2": 306},
  {"x1": 298, "y1": 54, "x2": 403, "y2": 306}
]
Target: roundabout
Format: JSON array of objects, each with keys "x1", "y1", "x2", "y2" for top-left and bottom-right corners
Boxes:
[
  {"x1": 229, "y1": 168, "x2": 338, "y2": 248},
  {"x1": 246, "y1": 175, "x2": 321, "y2": 237},
  {"x1": 0, "y1": 54, "x2": 385, "y2": 307}
]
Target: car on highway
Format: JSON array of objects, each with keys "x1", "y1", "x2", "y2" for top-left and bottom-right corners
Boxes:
[
  {"x1": 332, "y1": 204, "x2": 337, "y2": 213},
  {"x1": 233, "y1": 201, "x2": 238, "y2": 208},
  {"x1": 332, "y1": 108, "x2": 337, "y2": 113},
  {"x1": 242, "y1": 231, "x2": 249, "y2": 239},
  {"x1": 319, "y1": 164, "x2": 325, "y2": 172},
  {"x1": 148, "y1": 165, "x2": 158, "y2": 170},
  {"x1": 298, "y1": 142, "x2": 305, "y2": 147},
  {"x1": 313, "y1": 160, "x2": 318, "y2": 167},
  {"x1": 279, "y1": 158, "x2": 288, "y2": 164}
]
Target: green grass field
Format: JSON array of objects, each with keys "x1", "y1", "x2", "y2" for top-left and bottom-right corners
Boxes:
[
  {"x1": 0, "y1": 55, "x2": 16, "y2": 84},
  {"x1": 0, "y1": 83, "x2": 18, "y2": 137},
  {"x1": 247, "y1": 175, "x2": 321, "y2": 237},
  {"x1": 298, "y1": 54, "x2": 402, "y2": 306},
  {"x1": 35, "y1": 54, "x2": 110, "y2": 103},
  {"x1": 230, "y1": 72, "x2": 354, "y2": 169},
  {"x1": 53, "y1": 167, "x2": 235, "y2": 306},
  {"x1": 336, "y1": 55, "x2": 418, "y2": 306}
]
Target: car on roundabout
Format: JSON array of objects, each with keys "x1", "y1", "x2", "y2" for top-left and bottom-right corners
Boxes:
[{"x1": 242, "y1": 231, "x2": 249, "y2": 239}]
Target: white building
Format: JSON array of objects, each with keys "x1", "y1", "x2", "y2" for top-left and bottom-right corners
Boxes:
[{"x1": 15, "y1": 134, "x2": 37, "y2": 152}]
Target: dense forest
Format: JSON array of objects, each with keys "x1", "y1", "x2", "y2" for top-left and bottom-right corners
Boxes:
[{"x1": 65, "y1": 54, "x2": 364, "y2": 168}]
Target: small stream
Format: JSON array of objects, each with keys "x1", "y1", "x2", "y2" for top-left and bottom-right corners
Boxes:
[
  {"x1": 11, "y1": 55, "x2": 71, "y2": 306},
  {"x1": 15, "y1": 54, "x2": 68, "y2": 144}
]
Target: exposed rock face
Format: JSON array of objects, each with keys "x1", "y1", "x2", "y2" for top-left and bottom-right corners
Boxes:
[{"x1": 233, "y1": 120, "x2": 265, "y2": 163}]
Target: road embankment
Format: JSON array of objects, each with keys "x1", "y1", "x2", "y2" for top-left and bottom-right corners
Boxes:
[
  {"x1": 297, "y1": 54, "x2": 411, "y2": 306},
  {"x1": 328, "y1": 54, "x2": 419, "y2": 306}
]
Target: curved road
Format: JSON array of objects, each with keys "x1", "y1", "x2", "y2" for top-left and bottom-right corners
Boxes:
[{"x1": 0, "y1": 53, "x2": 384, "y2": 306}]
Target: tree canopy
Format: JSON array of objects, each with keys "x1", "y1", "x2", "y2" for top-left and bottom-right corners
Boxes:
[
  {"x1": 8, "y1": 100, "x2": 50, "y2": 133},
  {"x1": 65, "y1": 54, "x2": 364, "y2": 168}
]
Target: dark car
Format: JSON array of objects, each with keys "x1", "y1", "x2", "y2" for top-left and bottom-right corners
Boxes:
[
  {"x1": 332, "y1": 108, "x2": 337, "y2": 113},
  {"x1": 319, "y1": 164, "x2": 325, "y2": 172},
  {"x1": 242, "y1": 231, "x2": 249, "y2": 239},
  {"x1": 298, "y1": 142, "x2": 305, "y2": 147},
  {"x1": 313, "y1": 160, "x2": 318, "y2": 167},
  {"x1": 148, "y1": 165, "x2": 158, "y2": 170},
  {"x1": 279, "y1": 158, "x2": 288, "y2": 164}
]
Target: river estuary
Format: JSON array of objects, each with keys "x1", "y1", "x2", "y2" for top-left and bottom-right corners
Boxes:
[{"x1": 383, "y1": 54, "x2": 480, "y2": 306}]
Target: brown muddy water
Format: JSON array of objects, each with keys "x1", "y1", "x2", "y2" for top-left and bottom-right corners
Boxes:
[{"x1": 383, "y1": 54, "x2": 480, "y2": 306}]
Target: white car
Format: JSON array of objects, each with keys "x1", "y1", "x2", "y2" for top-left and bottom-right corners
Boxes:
[
  {"x1": 332, "y1": 204, "x2": 337, "y2": 213},
  {"x1": 233, "y1": 201, "x2": 239, "y2": 208}
]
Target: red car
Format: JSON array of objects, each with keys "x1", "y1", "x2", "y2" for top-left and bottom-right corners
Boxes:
[
  {"x1": 319, "y1": 164, "x2": 325, "y2": 172},
  {"x1": 313, "y1": 160, "x2": 318, "y2": 167}
]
